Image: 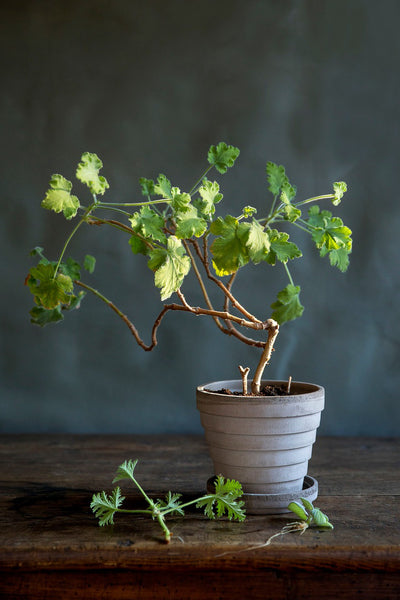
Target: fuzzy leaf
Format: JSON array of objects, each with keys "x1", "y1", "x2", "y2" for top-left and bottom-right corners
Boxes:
[
  {"x1": 59, "y1": 257, "x2": 81, "y2": 280},
  {"x1": 129, "y1": 234, "x2": 148, "y2": 255},
  {"x1": 300, "y1": 497, "x2": 314, "y2": 513},
  {"x1": 310, "y1": 508, "x2": 334, "y2": 529},
  {"x1": 154, "y1": 174, "x2": 172, "y2": 199},
  {"x1": 207, "y1": 142, "x2": 240, "y2": 174},
  {"x1": 148, "y1": 236, "x2": 191, "y2": 300},
  {"x1": 139, "y1": 177, "x2": 155, "y2": 197},
  {"x1": 242, "y1": 205, "x2": 257, "y2": 218},
  {"x1": 84, "y1": 254, "x2": 96, "y2": 273},
  {"x1": 195, "y1": 180, "x2": 223, "y2": 217},
  {"x1": 266, "y1": 162, "x2": 296, "y2": 199},
  {"x1": 175, "y1": 206, "x2": 207, "y2": 239},
  {"x1": 332, "y1": 181, "x2": 347, "y2": 205},
  {"x1": 41, "y1": 174, "x2": 80, "y2": 220},
  {"x1": 328, "y1": 247, "x2": 350, "y2": 272},
  {"x1": 76, "y1": 152, "x2": 109, "y2": 195},
  {"x1": 155, "y1": 492, "x2": 185, "y2": 517},
  {"x1": 129, "y1": 205, "x2": 167, "y2": 244},
  {"x1": 307, "y1": 206, "x2": 352, "y2": 271},
  {"x1": 238, "y1": 219, "x2": 270, "y2": 263},
  {"x1": 112, "y1": 459, "x2": 139, "y2": 484},
  {"x1": 170, "y1": 188, "x2": 192, "y2": 213},
  {"x1": 271, "y1": 284, "x2": 304, "y2": 324},
  {"x1": 27, "y1": 263, "x2": 74, "y2": 310},
  {"x1": 196, "y1": 475, "x2": 246, "y2": 521},
  {"x1": 283, "y1": 203, "x2": 302, "y2": 223},
  {"x1": 288, "y1": 501, "x2": 309, "y2": 521},
  {"x1": 210, "y1": 215, "x2": 249, "y2": 275},
  {"x1": 29, "y1": 305, "x2": 64, "y2": 326},
  {"x1": 265, "y1": 230, "x2": 302, "y2": 265},
  {"x1": 90, "y1": 487, "x2": 125, "y2": 526}
]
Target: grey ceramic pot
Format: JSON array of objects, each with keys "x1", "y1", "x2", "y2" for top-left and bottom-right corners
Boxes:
[{"x1": 196, "y1": 379, "x2": 324, "y2": 513}]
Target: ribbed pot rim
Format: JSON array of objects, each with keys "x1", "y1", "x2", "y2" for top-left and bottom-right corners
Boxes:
[{"x1": 197, "y1": 379, "x2": 324, "y2": 401}]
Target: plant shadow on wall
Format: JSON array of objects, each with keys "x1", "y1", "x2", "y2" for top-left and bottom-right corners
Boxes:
[{"x1": 25, "y1": 142, "x2": 352, "y2": 513}]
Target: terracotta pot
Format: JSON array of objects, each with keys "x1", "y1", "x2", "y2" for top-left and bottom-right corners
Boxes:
[{"x1": 196, "y1": 379, "x2": 324, "y2": 513}]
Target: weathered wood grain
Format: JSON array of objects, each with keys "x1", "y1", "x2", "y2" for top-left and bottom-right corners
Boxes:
[{"x1": 0, "y1": 435, "x2": 399, "y2": 599}]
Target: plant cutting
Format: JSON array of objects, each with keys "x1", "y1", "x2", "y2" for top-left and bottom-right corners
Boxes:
[
  {"x1": 26, "y1": 142, "x2": 352, "y2": 511},
  {"x1": 91, "y1": 458, "x2": 245, "y2": 543}
]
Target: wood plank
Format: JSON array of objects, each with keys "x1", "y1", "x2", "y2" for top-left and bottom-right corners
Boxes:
[{"x1": 0, "y1": 435, "x2": 399, "y2": 599}]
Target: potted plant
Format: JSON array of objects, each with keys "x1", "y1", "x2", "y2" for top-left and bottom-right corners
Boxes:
[{"x1": 25, "y1": 142, "x2": 352, "y2": 513}]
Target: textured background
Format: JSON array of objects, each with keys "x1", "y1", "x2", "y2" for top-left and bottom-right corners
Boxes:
[{"x1": 2, "y1": 0, "x2": 399, "y2": 435}]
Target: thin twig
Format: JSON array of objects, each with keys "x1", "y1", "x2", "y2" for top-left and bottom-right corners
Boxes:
[
  {"x1": 182, "y1": 240, "x2": 228, "y2": 334},
  {"x1": 238, "y1": 365, "x2": 250, "y2": 395},
  {"x1": 191, "y1": 238, "x2": 261, "y2": 325}
]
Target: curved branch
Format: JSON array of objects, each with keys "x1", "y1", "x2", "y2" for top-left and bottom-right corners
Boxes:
[
  {"x1": 181, "y1": 239, "x2": 228, "y2": 335},
  {"x1": 220, "y1": 273, "x2": 264, "y2": 348},
  {"x1": 75, "y1": 280, "x2": 268, "y2": 353}
]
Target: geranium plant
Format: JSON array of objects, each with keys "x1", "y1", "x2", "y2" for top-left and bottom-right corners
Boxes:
[{"x1": 26, "y1": 143, "x2": 352, "y2": 394}]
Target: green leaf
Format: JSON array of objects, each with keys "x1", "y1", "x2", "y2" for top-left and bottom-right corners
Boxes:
[
  {"x1": 242, "y1": 205, "x2": 257, "y2": 218},
  {"x1": 196, "y1": 475, "x2": 246, "y2": 521},
  {"x1": 266, "y1": 162, "x2": 296, "y2": 199},
  {"x1": 207, "y1": 142, "x2": 240, "y2": 174},
  {"x1": 238, "y1": 219, "x2": 270, "y2": 264},
  {"x1": 265, "y1": 230, "x2": 302, "y2": 265},
  {"x1": 328, "y1": 247, "x2": 350, "y2": 272},
  {"x1": 129, "y1": 234, "x2": 148, "y2": 255},
  {"x1": 50, "y1": 174, "x2": 72, "y2": 192},
  {"x1": 148, "y1": 236, "x2": 191, "y2": 300},
  {"x1": 175, "y1": 206, "x2": 207, "y2": 239},
  {"x1": 30, "y1": 246, "x2": 48, "y2": 261},
  {"x1": 90, "y1": 487, "x2": 125, "y2": 526},
  {"x1": 300, "y1": 497, "x2": 314, "y2": 513},
  {"x1": 271, "y1": 284, "x2": 304, "y2": 324},
  {"x1": 332, "y1": 181, "x2": 347, "y2": 205},
  {"x1": 41, "y1": 174, "x2": 80, "y2": 220},
  {"x1": 154, "y1": 174, "x2": 172, "y2": 199},
  {"x1": 129, "y1": 205, "x2": 167, "y2": 244},
  {"x1": 281, "y1": 180, "x2": 297, "y2": 202},
  {"x1": 84, "y1": 254, "x2": 96, "y2": 273},
  {"x1": 155, "y1": 492, "x2": 185, "y2": 517},
  {"x1": 195, "y1": 180, "x2": 223, "y2": 217},
  {"x1": 170, "y1": 188, "x2": 192, "y2": 213},
  {"x1": 27, "y1": 263, "x2": 74, "y2": 310},
  {"x1": 283, "y1": 203, "x2": 302, "y2": 223},
  {"x1": 29, "y1": 305, "x2": 64, "y2": 326},
  {"x1": 310, "y1": 508, "x2": 334, "y2": 529},
  {"x1": 76, "y1": 152, "x2": 109, "y2": 196},
  {"x1": 210, "y1": 215, "x2": 249, "y2": 275},
  {"x1": 60, "y1": 257, "x2": 81, "y2": 280},
  {"x1": 307, "y1": 206, "x2": 352, "y2": 271},
  {"x1": 139, "y1": 177, "x2": 155, "y2": 197},
  {"x1": 288, "y1": 501, "x2": 309, "y2": 521},
  {"x1": 112, "y1": 459, "x2": 139, "y2": 484}
]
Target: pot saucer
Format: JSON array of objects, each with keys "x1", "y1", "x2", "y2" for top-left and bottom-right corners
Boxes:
[{"x1": 243, "y1": 475, "x2": 318, "y2": 514}]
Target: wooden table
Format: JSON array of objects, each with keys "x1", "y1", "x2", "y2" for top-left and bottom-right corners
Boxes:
[{"x1": 0, "y1": 435, "x2": 399, "y2": 599}]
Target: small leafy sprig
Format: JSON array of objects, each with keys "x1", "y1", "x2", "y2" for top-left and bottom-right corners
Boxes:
[
  {"x1": 263, "y1": 497, "x2": 333, "y2": 546},
  {"x1": 288, "y1": 496, "x2": 334, "y2": 530},
  {"x1": 215, "y1": 497, "x2": 333, "y2": 557},
  {"x1": 90, "y1": 459, "x2": 246, "y2": 543}
]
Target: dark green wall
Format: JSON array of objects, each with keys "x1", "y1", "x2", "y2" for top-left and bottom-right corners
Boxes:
[{"x1": 2, "y1": 0, "x2": 399, "y2": 434}]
